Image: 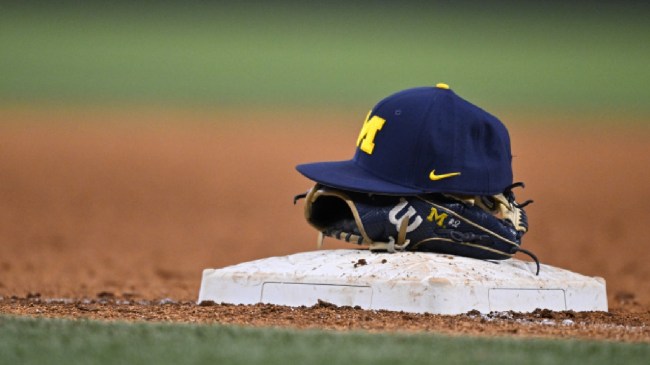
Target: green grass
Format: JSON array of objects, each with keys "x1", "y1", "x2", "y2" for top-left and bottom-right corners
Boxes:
[
  {"x1": 1, "y1": 315, "x2": 649, "y2": 365},
  {"x1": 1, "y1": 2, "x2": 649, "y2": 115}
]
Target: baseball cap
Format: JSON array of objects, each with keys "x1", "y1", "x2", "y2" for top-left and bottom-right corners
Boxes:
[{"x1": 296, "y1": 84, "x2": 513, "y2": 195}]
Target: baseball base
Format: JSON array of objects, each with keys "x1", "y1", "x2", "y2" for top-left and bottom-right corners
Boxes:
[{"x1": 198, "y1": 249, "x2": 607, "y2": 314}]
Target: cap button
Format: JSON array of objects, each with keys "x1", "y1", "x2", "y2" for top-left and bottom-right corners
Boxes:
[{"x1": 435, "y1": 83, "x2": 450, "y2": 89}]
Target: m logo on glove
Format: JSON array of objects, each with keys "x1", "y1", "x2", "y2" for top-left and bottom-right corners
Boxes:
[{"x1": 427, "y1": 207, "x2": 448, "y2": 227}]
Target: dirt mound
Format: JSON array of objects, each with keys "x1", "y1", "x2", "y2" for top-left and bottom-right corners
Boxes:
[{"x1": 1, "y1": 295, "x2": 648, "y2": 342}]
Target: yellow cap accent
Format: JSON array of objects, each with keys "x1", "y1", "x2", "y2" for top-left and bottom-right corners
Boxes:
[{"x1": 436, "y1": 83, "x2": 450, "y2": 89}]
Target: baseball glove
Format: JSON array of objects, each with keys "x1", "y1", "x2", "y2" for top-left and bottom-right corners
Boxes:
[{"x1": 294, "y1": 183, "x2": 539, "y2": 274}]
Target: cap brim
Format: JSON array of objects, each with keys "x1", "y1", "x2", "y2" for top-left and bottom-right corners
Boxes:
[{"x1": 296, "y1": 160, "x2": 424, "y2": 195}]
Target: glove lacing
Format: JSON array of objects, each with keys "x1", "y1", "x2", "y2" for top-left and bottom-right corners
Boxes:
[
  {"x1": 316, "y1": 216, "x2": 411, "y2": 253},
  {"x1": 513, "y1": 247, "x2": 540, "y2": 276},
  {"x1": 504, "y1": 182, "x2": 540, "y2": 275},
  {"x1": 293, "y1": 192, "x2": 308, "y2": 204},
  {"x1": 367, "y1": 215, "x2": 411, "y2": 253}
]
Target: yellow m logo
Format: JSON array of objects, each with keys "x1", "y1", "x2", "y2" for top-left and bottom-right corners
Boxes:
[
  {"x1": 427, "y1": 207, "x2": 448, "y2": 227},
  {"x1": 356, "y1": 111, "x2": 386, "y2": 155}
]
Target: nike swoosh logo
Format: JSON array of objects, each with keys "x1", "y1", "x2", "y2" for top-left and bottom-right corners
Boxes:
[{"x1": 429, "y1": 170, "x2": 461, "y2": 181}]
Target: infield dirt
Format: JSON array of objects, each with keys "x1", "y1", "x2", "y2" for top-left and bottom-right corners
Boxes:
[{"x1": 1, "y1": 109, "x2": 648, "y2": 342}]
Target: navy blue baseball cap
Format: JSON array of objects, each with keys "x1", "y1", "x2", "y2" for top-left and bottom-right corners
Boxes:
[{"x1": 296, "y1": 84, "x2": 513, "y2": 195}]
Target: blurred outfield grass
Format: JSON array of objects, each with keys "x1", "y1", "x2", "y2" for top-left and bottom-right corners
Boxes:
[
  {"x1": 1, "y1": 1, "x2": 649, "y2": 117},
  {"x1": 2, "y1": 315, "x2": 649, "y2": 365}
]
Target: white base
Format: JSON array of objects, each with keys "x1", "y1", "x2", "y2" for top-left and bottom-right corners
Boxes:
[{"x1": 198, "y1": 249, "x2": 607, "y2": 314}]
